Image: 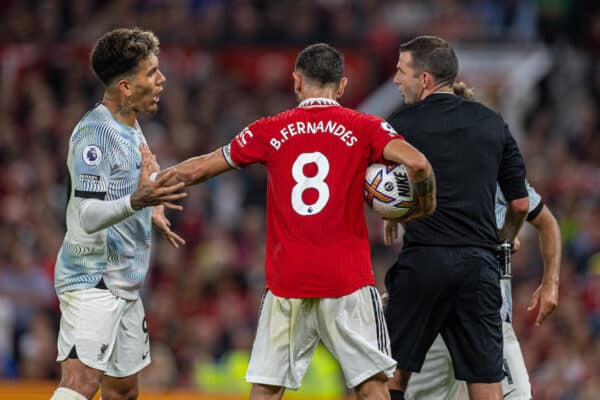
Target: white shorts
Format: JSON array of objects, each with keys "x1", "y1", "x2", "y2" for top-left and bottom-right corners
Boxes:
[
  {"x1": 500, "y1": 321, "x2": 532, "y2": 400},
  {"x1": 406, "y1": 322, "x2": 531, "y2": 400},
  {"x1": 246, "y1": 286, "x2": 396, "y2": 390},
  {"x1": 405, "y1": 335, "x2": 461, "y2": 400},
  {"x1": 56, "y1": 288, "x2": 151, "y2": 377}
]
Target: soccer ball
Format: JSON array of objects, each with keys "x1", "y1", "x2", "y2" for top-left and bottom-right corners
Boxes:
[{"x1": 364, "y1": 163, "x2": 414, "y2": 219}]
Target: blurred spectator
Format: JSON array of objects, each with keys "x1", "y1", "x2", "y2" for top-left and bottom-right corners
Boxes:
[{"x1": 0, "y1": 1, "x2": 598, "y2": 398}]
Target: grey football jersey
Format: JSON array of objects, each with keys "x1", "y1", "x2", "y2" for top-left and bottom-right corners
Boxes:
[{"x1": 55, "y1": 104, "x2": 151, "y2": 300}]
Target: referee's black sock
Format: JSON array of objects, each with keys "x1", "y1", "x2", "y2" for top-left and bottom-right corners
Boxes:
[{"x1": 389, "y1": 389, "x2": 405, "y2": 400}]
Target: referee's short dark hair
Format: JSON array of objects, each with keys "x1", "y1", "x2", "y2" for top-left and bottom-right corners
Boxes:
[
  {"x1": 400, "y1": 36, "x2": 458, "y2": 87},
  {"x1": 295, "y1": 43, "x2": 344, "y2": 87},
  {"x1": 91, "y1": 27, "x2": 160, "y2": 86}
]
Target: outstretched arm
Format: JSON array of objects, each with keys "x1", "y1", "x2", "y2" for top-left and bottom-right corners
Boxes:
[
  {"x1": 159, "y1": 147, "x2": 233, "y2": 187},
  {"x1": 80, "y1": 145, "x2": 186, "y2": 234},
  {"x1": 382, "y1": 139, "x2": 436, "y2": 221},
  {"x1": 526, "y1": 205, "x2": 561, "y2": 325}
]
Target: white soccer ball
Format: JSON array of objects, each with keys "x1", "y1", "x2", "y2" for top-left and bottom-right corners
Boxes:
[{"x1": 364, "y1": 163, "x2": 414, "y2": 219}]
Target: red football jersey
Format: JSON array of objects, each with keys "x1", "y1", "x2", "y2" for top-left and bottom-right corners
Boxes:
[{"x1": 223, "y1": 98, "x2": 404, "y2": 298}]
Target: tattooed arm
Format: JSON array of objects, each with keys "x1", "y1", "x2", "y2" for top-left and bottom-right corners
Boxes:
[
  {"x1": 382, "y1": 138, "x2": 436, "y2": 223},
  {"x1": 382, "y1": 169, "x2": 436, "y2": 243},
  {"x1": 402, "y1": 170, "x2": 436, "y2": 222}
]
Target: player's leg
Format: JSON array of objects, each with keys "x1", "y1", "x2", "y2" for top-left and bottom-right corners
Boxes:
[
  {"x1": 52, "y1": 288, "x2": 128, "y2": 400},
  {"x1": 100, "y1": 374, "x2": 139, "y2": 400},
  {"x1": 249, "y1": 383, "x2": 285, "y2": 400},
  {"x1": 501, "y1": 321, "x2": 532, "y2": 399},
  {"x1": 384, "y1": 247, "x2": 455, "y2": 399},
  {"x1": 100, "y1": 297, "x2": 151, "y2": 400},
  {"x1": 389, "y1": 369, "x2": 410, "y2": 399},
  {"x1": 443, "y1": 248, "x2": 504, "y2": 400},
  {"x1": 354, "y1": 372, "x2": 390, "y2": 400},
  {"x1": 51, "y1": 359, "x2": 103, "y2": 399},
  {"x1": 317, "y1": 286, "x2": 396, "y2": 400},
  {"x1": 246, "y1": 290, "x2": 319, "y2": 394},
  {"x1": 467, "y1": 383, "x2": 502, "y2": 400},
  {"x1": 405, "y1": 335, "x2": 460, "y2": 400}
]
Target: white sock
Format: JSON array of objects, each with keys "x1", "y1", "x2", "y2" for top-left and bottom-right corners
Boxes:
[{"x1": 50, "y1": 387, "x2": 88, "y2": 400}]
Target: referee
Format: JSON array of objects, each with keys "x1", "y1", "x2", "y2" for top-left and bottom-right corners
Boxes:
[{"x1": 383, "y1": 36, "x2": 529, "y2": 400}]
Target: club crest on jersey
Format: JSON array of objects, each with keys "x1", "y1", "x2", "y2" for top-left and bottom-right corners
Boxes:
[{"x1": 83, "y1": 145, "x2": 102, "y2": 166}]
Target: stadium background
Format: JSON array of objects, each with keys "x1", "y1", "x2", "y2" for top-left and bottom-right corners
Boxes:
[{"x1": 0, "y1": 0, "x2": 599, "y2": 399}]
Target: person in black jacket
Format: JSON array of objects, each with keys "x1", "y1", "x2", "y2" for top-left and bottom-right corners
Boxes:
[{"x1": 383, "y1": 36, "x2": 529, "y2": 400}]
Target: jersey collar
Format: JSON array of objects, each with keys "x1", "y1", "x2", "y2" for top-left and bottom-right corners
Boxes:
[{"x1": 298, "y1": 98, "x2": 340, "y2": 108}]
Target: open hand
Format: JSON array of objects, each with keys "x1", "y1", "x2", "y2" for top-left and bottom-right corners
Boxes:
[
  {"x1": 527, "y1": 280, "x2": 559, "y2": 326},
  {"x1": 130, "y1": 145, "x2": 187, "y2": 210},
  {"x1": 152, "y1": 205, "x2": 186, "y2": 248}
]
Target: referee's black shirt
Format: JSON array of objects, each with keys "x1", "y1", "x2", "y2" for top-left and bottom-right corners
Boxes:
[{"x1": 387, "y1": 93, "x2": 528, "y2": 250}]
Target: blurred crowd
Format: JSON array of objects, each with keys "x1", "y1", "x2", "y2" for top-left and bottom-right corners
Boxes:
[{"x1": 0, "y1": 0, "x2": 599, "y2": 399}]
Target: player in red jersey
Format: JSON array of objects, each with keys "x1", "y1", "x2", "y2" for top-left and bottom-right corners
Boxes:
[{"x1": 161, "y1": 43, "x2": 436, "y2": 400}]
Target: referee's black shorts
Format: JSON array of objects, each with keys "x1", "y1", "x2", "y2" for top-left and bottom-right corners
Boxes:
[{"x1": 384, "y1": 246, "x2": 504, "y2": 383}]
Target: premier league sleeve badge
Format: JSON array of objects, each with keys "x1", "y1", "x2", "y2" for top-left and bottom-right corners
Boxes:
[{"x1": 83, "y1": 145, "x2": 103, "y2": 166}]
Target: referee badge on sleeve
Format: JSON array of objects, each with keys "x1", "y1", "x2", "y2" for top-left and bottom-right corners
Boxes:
[{"x1": 83, "y1": 145, "x2": 103, "y2": 166}]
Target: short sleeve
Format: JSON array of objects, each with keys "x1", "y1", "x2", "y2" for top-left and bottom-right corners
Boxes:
[
  {"x1": 227, "y1": 119, "x2": 271, "y2": 168},
  {"x1": 525, "y1": 181, "x2": 544, "y2": 221},
  {"x1": 71, "y1": 125, "x2": 116, "y2": 199},
  {"x1": 495, "y1": 180, "x2": 544, "y2": 228},
  {"x1": 363, "y1": 114, "x2": 405, "y2": 164}
]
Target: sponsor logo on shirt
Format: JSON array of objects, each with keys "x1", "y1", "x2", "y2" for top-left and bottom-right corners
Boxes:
[
  {"x1": 79, "y1": 174, "x2": 100, "y2": 183},
  {"x1": 235, "y1": 127, "x2": 254, "y2": 147}
]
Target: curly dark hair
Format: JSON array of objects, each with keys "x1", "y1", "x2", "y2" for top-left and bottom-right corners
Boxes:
[
  {"x1": 399, "y1": 36, "x2": 458, "y2": 88},
  {"x1": 295, "y1": 43, "x2": 344, "y2": 86},
  {"x1": 91, "y1": 27, "x2": 160, "y2": 86}
]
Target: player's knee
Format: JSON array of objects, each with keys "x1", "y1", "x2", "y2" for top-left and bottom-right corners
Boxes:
[
  {"x1": 249, "y1": 383, "x2": 284, "y2": 400},
  {"x1": 58, "y1": 370, "x2": 102, "y2": 399},
  {"x1": 386, "y1": 368, "x2": 408, "y2": 391},
  {"x1": 354, "y1": 372, "x2": 390, "y2": 400},
  {"x1": 101, "y1": 385, "x2": 139, "y2": 400}
]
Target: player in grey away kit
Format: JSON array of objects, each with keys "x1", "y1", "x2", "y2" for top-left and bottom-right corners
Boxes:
[{"x1": 51, "y1": 28, "x2": 185, "y2": 400}]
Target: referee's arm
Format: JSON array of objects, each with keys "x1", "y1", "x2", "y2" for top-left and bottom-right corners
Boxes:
[{"x1": 497, "y1": 124, "x2": 529, "y2": 243}]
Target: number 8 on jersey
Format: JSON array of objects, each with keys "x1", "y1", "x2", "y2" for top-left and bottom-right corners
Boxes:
[{"x1": 291, "y1": 152, "x2": 330, "y2": 215}]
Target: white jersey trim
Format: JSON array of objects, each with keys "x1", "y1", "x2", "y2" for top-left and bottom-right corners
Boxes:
[
  {"x1": 298, "y1": 98, "x2": 340, "y2": 108},
  {"x1": 222, "y1": 144, "x2": 239, "y2": 169}
]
